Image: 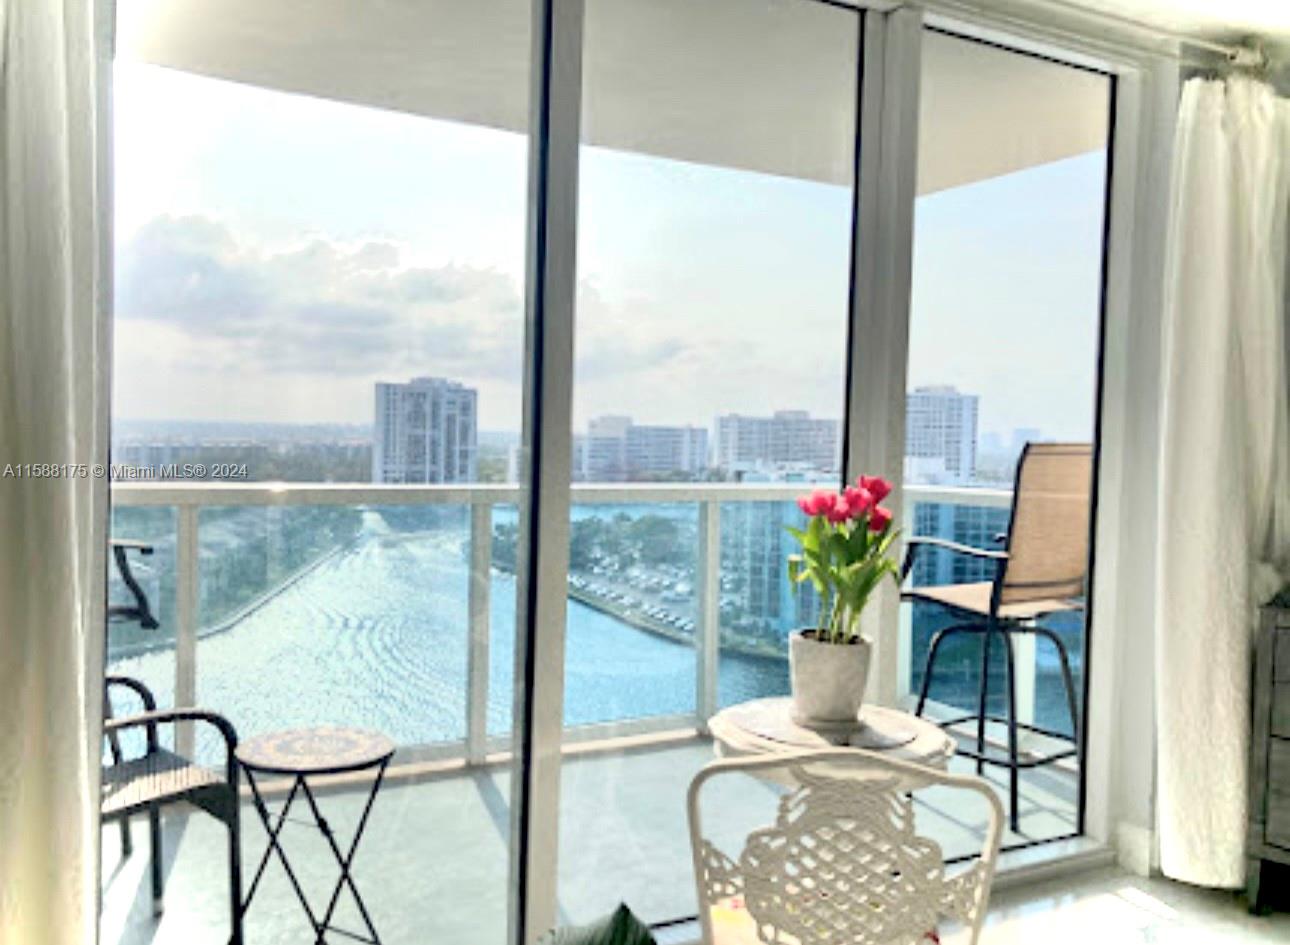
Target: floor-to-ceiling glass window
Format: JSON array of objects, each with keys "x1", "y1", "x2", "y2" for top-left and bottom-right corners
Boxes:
[
  {"x1": 901, "y1": 27, "x2": 1113, "y2": 849},
  {"x1": 102, "y1": 3, "x2": 532, "y2": 943},
  {"x1": 101, "y1": 7, "x2": 1120, "y2": 944},
  {"x1": 557, "y1": 0, "x2": 861, "y2": 926}
]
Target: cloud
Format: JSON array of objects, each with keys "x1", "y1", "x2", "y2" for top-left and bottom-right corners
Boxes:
[
  {"x1": 115, "y1": 214, "x2": 526, "y2": 380},
  {"x1": 115, "y1": 214, "x2": 692, "y2": 390},
  {"x1": 118, "y1": 215, "x2": 267, "y2": 322}
]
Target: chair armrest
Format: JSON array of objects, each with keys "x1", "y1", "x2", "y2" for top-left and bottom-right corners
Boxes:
[
  {"x1": 901, "y1": 536, "x2": 1008, "y2": 581},
  {"x1": 105, "y1": 675, "x2": 158, "y2": 712},
  {"x1": 105, "y1": 676, "x2": 160, "y2": 752},
  {"x1": 106, "y1": 709, "x2": 240, "y2": 786},
  {"x1": 110, "y1": 538, "x2": 154, "y2": 554},
  {"x1": 105, "y1": 709, "x2": 239, "y2": 751}
]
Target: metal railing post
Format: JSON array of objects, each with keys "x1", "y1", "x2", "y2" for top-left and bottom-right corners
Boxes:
[
  {"x1": 175, "y1": 504, "x2": 199, "y2": 754},
  {"x1": 466, "y1": 501, "x2": 493, "y2": 764},
  {"x1": 1014, "y1": 633, "x2": 1037, "y2": 727},
  {"x1": 896, "y1": 499, "x2": 915, "y2": 704},
  {"x1": 695, "y1": 500, "x2": 721, "y2": 729}
]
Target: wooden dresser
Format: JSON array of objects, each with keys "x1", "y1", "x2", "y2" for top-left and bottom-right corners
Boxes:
[{"x1": 1248, "y1": 605, "x2": 1290, "y2": 911}]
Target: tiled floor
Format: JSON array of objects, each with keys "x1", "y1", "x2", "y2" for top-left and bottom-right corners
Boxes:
[
  {"x1": 100, "y1": 721, "x2": 1290, "y2": 945},
  {"x1": 945, "y1": 867, "x2": 1290, "y2": 944},
  {"x1": 101, "y1": 734, "x2": 1078, "y2": 945}
]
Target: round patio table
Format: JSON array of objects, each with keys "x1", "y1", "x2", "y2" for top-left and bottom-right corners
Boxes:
[
  {"x1": 237, "y1": 726, "x2": 395, "y2": 945},
  {"x1": 709, "y1": 697, "x2": 955, "y2": 770}
]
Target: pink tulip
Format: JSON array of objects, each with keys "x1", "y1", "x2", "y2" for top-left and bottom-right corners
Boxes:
[
  {"x1": 800, "y1": 489, "x2": 838, "y2": 517},
  {"x1": 858, "y1": 475, "x2": 892, "y2": 503},
  {"x1": 826, "y1": 498, "x2": 852, "y2": 524},
  {"x1": 842, "y1": 485, "x2": 873, "y2": 518},
  {"x1": 868, "y1": 505, "x2": 893, "y2": 533}
]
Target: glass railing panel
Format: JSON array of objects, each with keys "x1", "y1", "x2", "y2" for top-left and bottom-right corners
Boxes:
[
  {"x1": 715, "y1": 499, "x2": 811, "y2": 709},
  {"x1": 903, "y1": 496, "x2": 1085, "y2": 738},
  {"x1": 559, "y1": 501, "x2": 700, "y2": 728},
  {"x1": 191, "y1": 503, "x2": 471, "y2": 761},
  {"x1": 105, "y1": 504, "x2": 177, "y2": 753},
  {"x1": 487, "y1": 503, "x2": 519, "y2": 739},
  {"x1": 904, "y1": 498, "x2": 1012, "y2": 717}
]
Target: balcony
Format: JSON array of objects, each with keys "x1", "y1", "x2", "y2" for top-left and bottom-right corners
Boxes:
[{"x1": 102, "y1": 481, "x2": 1079, "y2": 944}]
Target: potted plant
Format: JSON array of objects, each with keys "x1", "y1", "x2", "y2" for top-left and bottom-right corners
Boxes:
[{"x1": 786, "y1": 475, "x2": 900, "y2": 727}]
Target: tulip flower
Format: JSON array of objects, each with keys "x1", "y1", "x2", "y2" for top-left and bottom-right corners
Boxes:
[
  {"x1": 842, "y1": 485, "x2": 873, "y2": 518},
  {"x1": 826, "y1": 497, "x2": 852, "y2": 524},
  {"x1": 868, "y1": 505, "x2": 893, "y2": 533},
  {"x1": 800, "y1": 489, "x2": 837, "y2": 517},
  {"x1": 858, "y1": 475, "x2": 892, "y2": 503},
  {"x1": 788, "y1": 476, "x2": 902, "y2": 644}
]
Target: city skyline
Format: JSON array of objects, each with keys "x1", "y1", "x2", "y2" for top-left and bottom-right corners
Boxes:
[{"x1": 115, "y1": 377, "x2": 1037, "y2": 486}]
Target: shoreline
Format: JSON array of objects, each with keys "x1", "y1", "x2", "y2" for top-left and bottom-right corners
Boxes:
[
  {"x1": 515, "y1": 565, "x2": 786, "y2": 662},
  {"x1": 107, "y1": 539, "x2": 354, "y2": 660}
]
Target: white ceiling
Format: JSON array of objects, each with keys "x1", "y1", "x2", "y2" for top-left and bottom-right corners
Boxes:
[
  {"x1": 117, "y1": 0, "x2": 1110, "y2": 196},
  {"x1": 1048, "y1": 0, "x2": 1290, "y2": 46}
]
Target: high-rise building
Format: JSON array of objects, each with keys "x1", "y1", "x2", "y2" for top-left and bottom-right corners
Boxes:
[
  {"x1": 626, "y1": 424, "x2": 708, "y2": 478},
  {"x1": 908, "y1": 501, "x2": 1011, "y2": 587},
  {"x1": 372, "y1": 377, "x2": 478, "y2": 483},
  {"x1": 714, "y1": 410, "x2": 840, "y2": 474},
  {"x1": 719, "y1": 467, "x2": 823, "y2": 648},
  {"x1": 905, "y1": 385, "x2": 979, "y2": 484},
  {"x1": 578, "y1": 416, "x2": 708, "y2": 481},
  {"x1": 582, "y1": 415, "x2": 631, "y2": 481}
]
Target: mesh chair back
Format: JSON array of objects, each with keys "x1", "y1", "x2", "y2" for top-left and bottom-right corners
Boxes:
[
  {"x1": 687, "y1": 749, "x2": 1003, "y2": 945},
  {"x1": 1000, "y1": 442, "x2": 1092, "y2": 605}
]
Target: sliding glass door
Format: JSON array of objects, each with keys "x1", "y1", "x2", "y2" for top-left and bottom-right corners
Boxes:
[
  {"x1": 901, "y1": 28, "x2": 1113, "y2": 850},
  {"x1": 103, "y1": 5, "x2": 1118, "y2": 944},
  {"x1": 105, "y1": 2, "x2": 533, "y2": 943},
  {"x1": 556, "y1": 0, "x2": 862, "y2": 925}
]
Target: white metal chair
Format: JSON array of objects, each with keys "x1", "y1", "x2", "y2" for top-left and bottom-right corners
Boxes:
[{"x1": 687, "y1": 750, "x2": 1004, "y2": 945}]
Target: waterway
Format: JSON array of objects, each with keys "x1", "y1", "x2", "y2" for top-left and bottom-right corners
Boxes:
[{"x1": 108, "y1": 527, "x2": 789, "y2": 760}]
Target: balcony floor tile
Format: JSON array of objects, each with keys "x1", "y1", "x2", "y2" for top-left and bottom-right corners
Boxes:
[{"x1": 101, "y1": 736, "x2": 1077, "y2": 945}]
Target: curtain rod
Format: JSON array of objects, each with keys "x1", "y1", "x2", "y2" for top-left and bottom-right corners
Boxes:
[
  {"x1": 1001, "y1": 0, "x2": 1268, "y2": 65},
  {"x1": 914, "y1": 0, "x2": 1271, "y2": 69}
]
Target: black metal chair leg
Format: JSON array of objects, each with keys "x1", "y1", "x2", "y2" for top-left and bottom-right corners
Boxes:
[
  {"x1": 149, "y1": 805, "x2": 164, "y2": 914},
  {"x1": 975, "y1": 625, "x2": 994, "y2": 776},
  {"x1": 119, "y1": 815, "x2": 133, "y2": 858},
  {"x1": 1032, "y1": 626, "x2": 1082, "y2": 762},
  {"x1": 228, "y1": 806, "x2": 244, "y2": 945},
  {"x1": 1000, "y1": 630, "x2": 1021, "y2": 833},
  {"x1": 915, "y1": 624, "x2": 977, "y2": 717}
]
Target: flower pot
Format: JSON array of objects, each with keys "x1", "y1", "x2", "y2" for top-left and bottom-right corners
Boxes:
[{"x1": 789, "y1": 630, "x2": 872, "y2": 727}]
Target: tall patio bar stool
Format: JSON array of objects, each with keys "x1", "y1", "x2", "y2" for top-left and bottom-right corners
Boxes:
[{"x1": 901, "y1": 442, "x2": 1092, "y2": 831}]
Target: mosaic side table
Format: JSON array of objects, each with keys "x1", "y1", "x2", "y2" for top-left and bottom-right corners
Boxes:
[{"x1": 237, "y1": 726, "x2": 395, "y2": 944}]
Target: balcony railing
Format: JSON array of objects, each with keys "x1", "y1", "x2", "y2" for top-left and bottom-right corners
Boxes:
[{"x1": 108, "y1": 481, "x2": 1014, "y2": 762}]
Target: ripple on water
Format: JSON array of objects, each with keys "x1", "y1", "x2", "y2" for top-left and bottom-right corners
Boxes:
[{"x1": 110, "y1": 532, "x2": 790, "y2": 763}]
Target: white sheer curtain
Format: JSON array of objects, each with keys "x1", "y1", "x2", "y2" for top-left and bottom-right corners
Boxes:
[
  {"x1": 1156, "y1": 75, "x2": 1290, "y2": 888},
  {"x1": 0, "y1": 1, "x2": 110, "y2": 942}
]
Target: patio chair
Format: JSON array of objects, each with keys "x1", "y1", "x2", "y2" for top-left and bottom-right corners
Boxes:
[
  {"x1": 108, "y1": 538, "x2": 159, "y2": 629},
  {"x1": 687, "y1": 749, "x2": 1004, "y2": 945},
  {"x1": 102, "y1": 675, "x2": 243, "y2": 944},
  {"x1": 902, "y1": 442, "x2": 1091, "y2": 832}
]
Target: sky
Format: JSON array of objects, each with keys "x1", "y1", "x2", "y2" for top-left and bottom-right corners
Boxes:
[{"x1": 112, "y1": 60, "x2": 1107, "y2": 443}]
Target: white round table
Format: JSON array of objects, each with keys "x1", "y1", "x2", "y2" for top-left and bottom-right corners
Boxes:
[{"x1": 708, "y1": 696, "x2": 955, "y2": 770}]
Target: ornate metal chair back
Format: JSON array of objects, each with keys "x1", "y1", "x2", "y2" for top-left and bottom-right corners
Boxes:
[{"x1": 687, "y1": 749, "x2": 1003, "y2": 945}]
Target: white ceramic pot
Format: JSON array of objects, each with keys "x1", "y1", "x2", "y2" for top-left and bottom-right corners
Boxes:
[{"x1": 789, "y1": 630, "x2": 872, "y2": 726}]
